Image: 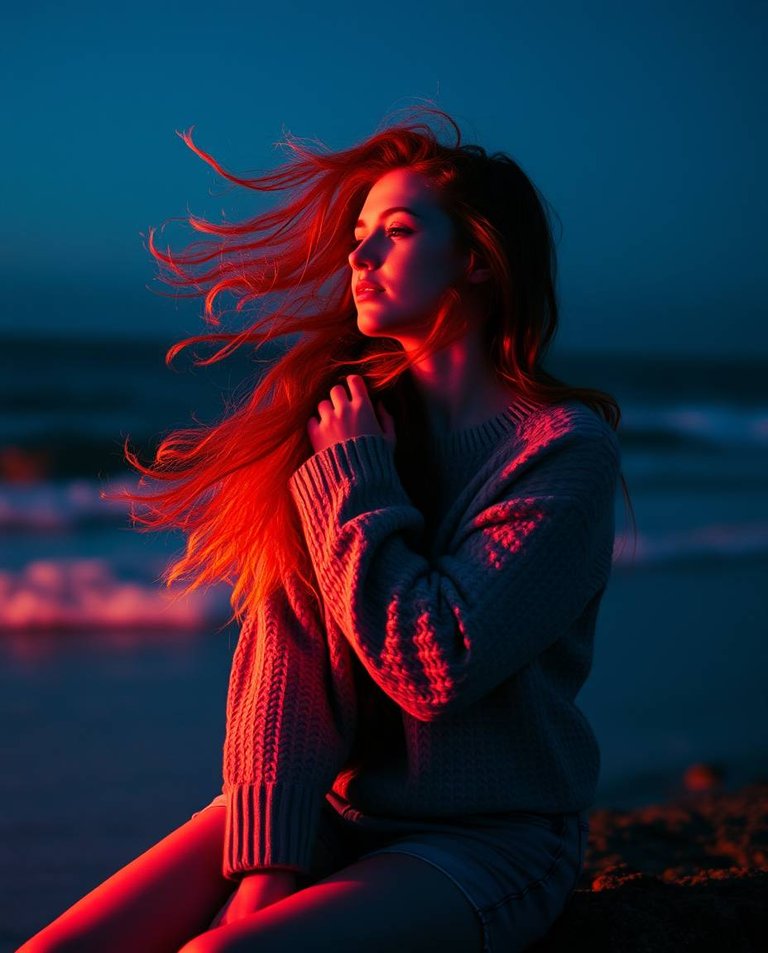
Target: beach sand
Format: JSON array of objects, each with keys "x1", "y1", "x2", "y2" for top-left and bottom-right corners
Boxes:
[{"x1": 533, "y1": 775, "x2": 768, "y2": 952}]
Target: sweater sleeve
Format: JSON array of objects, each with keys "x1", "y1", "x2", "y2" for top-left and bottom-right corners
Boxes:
[
  {"x1": 221, "y1": 576, "x2": 357, "y2": 880},
  {"x1": 287, "y1": 419, "x2": 620, "y2": 723}
]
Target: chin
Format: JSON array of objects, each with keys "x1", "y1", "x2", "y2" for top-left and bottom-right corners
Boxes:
[
  {"x1": 356, "y1": 312, "x2": 397, "y2": 337},
  {"x1": 356, "y1": 309, "x2": 429, "y2": 340}
]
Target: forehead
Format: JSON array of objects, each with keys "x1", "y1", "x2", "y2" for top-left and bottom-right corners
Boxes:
[{"x1": 359, "y1": 167, "x2": 440, "y2": 214}]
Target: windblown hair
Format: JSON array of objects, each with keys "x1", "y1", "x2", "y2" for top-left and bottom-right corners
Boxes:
[{"x1": 107, "y1": 108, "x2": 636, "y2": 627}]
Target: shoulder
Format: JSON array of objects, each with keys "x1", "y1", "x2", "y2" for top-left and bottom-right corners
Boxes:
[
  {"x1": 519, "y1": 397, "x2": 618, "y2": 453},
  {"x1": 492, "y1": 398, "x2": 621, "y2": 483},
  {"x1": 520, "y1": 396, "x2": 615, "y2": 438}
]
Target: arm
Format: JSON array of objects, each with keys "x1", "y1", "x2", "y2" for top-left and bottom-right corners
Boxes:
[
  {"x1": 221, "y1": 574, "x2": 357, "y2": 880},
  {"x1": 210, "y1": 869, "x2": 299, "y2": 927},
  {"x1": 287, "y1": 417, "x2": 620, "y2": 722}
]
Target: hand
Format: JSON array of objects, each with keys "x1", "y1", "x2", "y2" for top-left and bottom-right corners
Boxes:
[
  {"x1": 307, "y1": 374, "x2": 396, "y2": 455},
  {"x1": 210, "y1": 870, "x2": 298, "y2": 927}
]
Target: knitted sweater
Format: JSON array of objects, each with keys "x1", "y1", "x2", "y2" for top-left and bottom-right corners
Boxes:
[{"x1": 220, "y1": 395, "x2": 621, "y2": 880}]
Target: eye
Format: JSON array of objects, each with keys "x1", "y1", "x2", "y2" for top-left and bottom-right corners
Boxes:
[{"x1": 349, "y1": 224, "x2": 414, "y2": 251}]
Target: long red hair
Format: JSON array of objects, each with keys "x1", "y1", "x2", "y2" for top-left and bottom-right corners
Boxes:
[{"x1": 106, "y1": 108, "x2": 636, "y2": 626}]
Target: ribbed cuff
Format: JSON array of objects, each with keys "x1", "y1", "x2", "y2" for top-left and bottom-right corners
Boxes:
[
  {"x1": 222, "y1": 781, "x2": 324, "y2": 880},
  {"x1": 288, "y1": 434, "x2": 407, "y2": 519}
]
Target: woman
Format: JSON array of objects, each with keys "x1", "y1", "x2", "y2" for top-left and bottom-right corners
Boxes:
[{"x1": 20, "y1": 110, "x2": 634, "y2": 953}]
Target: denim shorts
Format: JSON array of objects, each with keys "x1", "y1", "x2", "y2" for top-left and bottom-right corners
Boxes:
[{"x1": 190, "y1": 793, "x2": 589, "y2": 953}]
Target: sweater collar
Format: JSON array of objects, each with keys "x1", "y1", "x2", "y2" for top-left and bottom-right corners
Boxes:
[{"x1": 429, "y1": 394, "x2": 548, "y2": 457}]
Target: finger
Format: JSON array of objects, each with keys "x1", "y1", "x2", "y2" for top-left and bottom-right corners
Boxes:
[
  {"x1": 329, "y1": 383, "x2": 351, "y2": 406},
  {"x1": 345, "y1": 374, "x2": 370, "y2": 403}
]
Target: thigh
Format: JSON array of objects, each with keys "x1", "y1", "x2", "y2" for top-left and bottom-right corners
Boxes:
[
  {"x1": 178, "y1": 850, "x2": 484, "y2": 953},
  {"x1": 287, "y1": 803, "x2": 584, "y2": 953},
  {"x1": 17, "y1": 805, "x2": 234, "y2": 953},
  {"x1": 349, "y1": 809, "x2": 586, "y2": 953},
  {"x1": 468, "y1": 811, "x2": 586, "y2": 952}
]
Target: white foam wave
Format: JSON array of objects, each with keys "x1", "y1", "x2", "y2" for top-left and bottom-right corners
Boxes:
[{"x1": 0, "y1": 557, "x2": 231, "y2": 631}]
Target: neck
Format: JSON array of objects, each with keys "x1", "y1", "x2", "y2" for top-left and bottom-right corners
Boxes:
[{"x1": 405, "y1": 330, "x2": 519, "y2": 438}]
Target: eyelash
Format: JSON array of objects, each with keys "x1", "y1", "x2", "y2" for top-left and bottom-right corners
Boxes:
[{"x1": 350, "y1": 225, "x2": 413, "y2": 249}]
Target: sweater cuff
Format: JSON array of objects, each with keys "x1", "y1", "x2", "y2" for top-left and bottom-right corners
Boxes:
[
  {"x1": 223, "y1": 781, "x2": 324, "y2": 880},
  {"x1": 288, "y1": 434, "x2": 408, "y2": 515}
]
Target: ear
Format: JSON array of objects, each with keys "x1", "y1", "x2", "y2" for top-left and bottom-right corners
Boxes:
[{"x1": 465, "y1": 250, "x2": 492, "y2": 285}]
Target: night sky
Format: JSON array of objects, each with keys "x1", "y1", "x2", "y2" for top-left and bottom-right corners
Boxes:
[{"x1": 2, "y1": 0, "x2": 765, "y2": 355}]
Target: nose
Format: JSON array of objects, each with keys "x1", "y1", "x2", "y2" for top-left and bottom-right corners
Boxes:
[{"x1": 348, "y1": 233, "x2": 380, "y2": 271}]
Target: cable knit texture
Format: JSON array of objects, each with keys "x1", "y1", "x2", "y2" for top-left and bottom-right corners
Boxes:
[{"x1": 219, "y1": 395, "x2": 621, "y2": 879}]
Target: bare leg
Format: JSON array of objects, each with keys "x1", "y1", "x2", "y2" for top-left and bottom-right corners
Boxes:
[
  {"x1": 178, "y1": 851, "x2": 484, "y2": 953},
  {"x1": 17, "y1": 805, "x2": 234, "y2": 953}
]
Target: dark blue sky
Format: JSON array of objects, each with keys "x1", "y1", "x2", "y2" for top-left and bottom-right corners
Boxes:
[{"x1": 2, "y1": 1, "x2": 765, "y2": 355}]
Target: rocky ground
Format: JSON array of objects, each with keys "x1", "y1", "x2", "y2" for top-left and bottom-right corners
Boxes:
[{"x1": 533, "y1": 767, "x2": 768, "y2": 952}]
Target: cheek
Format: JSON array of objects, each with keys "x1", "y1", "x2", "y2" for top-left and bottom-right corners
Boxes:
[{"x1": 394, "y1": 247, "x2": 461, "y2": 302}]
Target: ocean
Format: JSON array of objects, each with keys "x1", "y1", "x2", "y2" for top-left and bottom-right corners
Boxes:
[{"x1": 2, "y1": 334, "x2": 767, "y2": 948}]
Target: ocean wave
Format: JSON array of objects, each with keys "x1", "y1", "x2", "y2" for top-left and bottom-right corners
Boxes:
[
  {"x1": 0, "y1": 556, "x2": 231, "y2": 631},
  {"x1": 617, "y1": 448, "x2": 768, "y2": 489},
  {"x1": 0, "y1": 522, "x2": 765, "y2": 632},
  {"x1": 619, "y1": 402, "x2": 768, "y2": 450},
  {"x1": 613, "y1": 521, "x2": 768, "y2": 567},
  {"x1": 0, "y1": 477, "x2": 132, "y2": 531}
]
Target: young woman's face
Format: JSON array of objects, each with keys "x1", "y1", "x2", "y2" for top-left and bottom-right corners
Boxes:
[{"x1": 349, "y1": 168, "x2": 468, "y2": 342}]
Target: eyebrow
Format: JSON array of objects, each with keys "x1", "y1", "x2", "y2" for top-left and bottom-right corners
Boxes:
[{"x1": 355, "y1": 206, "x2": 422, "y2": 228}]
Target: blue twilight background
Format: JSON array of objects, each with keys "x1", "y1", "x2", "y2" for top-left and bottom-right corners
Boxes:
[
  {"x1": 2, "y1": 0, "x2": 766, "y2": 354},
  {"x1": 1, "y1": 3, "x2": 767, "y2": 949}
]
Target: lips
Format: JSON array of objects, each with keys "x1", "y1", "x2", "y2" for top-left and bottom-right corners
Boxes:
[{"x1": 356, "y1": 280, "x2": 384, "y2": 295}]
